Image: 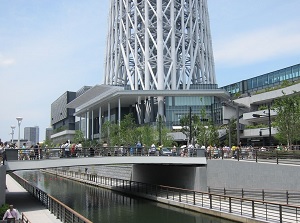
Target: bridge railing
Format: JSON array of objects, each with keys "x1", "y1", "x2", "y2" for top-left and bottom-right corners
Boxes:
[
  {"x1": 9, "y1": 173, "x2": 92, "y2": 223},
  {"x1": 4, "y1": 146, "x2": 205, "y2": 161},
  {"x1": 207, "y1": 147, "x2": 300, "y2": 165},
  {"x1": 21, "y1": 213, "x2": 32, "y2": 223},
  {"x1": 5, "y1": 146, "x2": 300, "y2": 166},
  {"x1": 208, "y1": 187, "x2": 300, "y2": 205},
  {"x1": 49, "y1": 168, "x2": 300, "y2": 223}
]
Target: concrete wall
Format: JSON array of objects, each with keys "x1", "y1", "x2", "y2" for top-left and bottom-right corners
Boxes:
[
  {"x1": 132, "y1": 164, "x2": 207, "y2": 191},
  {"x1": 0, "y1": 166, "x2": 6, "y2": 206},
  {"x1": 68, "y1": 165, "x2": 132, "y2": 180},
  {"x1": 207, "y1": 160, "x2": 300, "y2": 191}
]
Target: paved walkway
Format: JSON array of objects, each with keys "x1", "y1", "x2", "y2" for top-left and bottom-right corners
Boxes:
[{"x1": 5, "y1": 174, "x2": 62, "y2": 223}]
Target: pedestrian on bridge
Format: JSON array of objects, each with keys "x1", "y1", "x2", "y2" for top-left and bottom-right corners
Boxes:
[{"x1": 34, "y1": 142, "x2": 40, "y2": 160}]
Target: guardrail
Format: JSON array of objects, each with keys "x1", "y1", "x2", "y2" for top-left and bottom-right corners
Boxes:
[
  {"x1": 5, "y1": 146, "x2": 300, "y2": 166},
  {"x1": 208, "y1": 148, "x2": 300, "y2": 165},
  {"x1": 208, "y1": 187, "x2": 300, "y2": 205},
  {"x1": 48, "y1": 168, "x2": 300, "y2": 223},
  {"x1": 3, "y1": 146, "x2": 203, "y2": 162},
  {"x1": 9, "y1": 173, "x2": 92, "y2": 223},
  {"x1": 21, "y1": 213, "x2": 32, "y2": 223}
]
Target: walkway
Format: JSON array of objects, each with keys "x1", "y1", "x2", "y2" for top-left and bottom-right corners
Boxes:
[{"x1": 5, "y1": 174, "x2": 62, "y2": 223}]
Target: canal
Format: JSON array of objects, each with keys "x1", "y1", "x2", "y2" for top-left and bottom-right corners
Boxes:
[{"x1": 15, "y1": 170, "x2": 236, "y2": 223}]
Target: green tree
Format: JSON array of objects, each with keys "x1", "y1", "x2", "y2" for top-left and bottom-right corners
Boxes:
[
  {"x1": 273, "y1": 92, "x2": 300, "y2": 146},
  {"x1": 207, "y1": 119, "x2": 219, "y2": 147},
  {"x1": 101, "y1": 121, "x2": 112, "y2": 145},
  {"x1": 73, "y1": 130, "x2": 85, "y2": 144},
  {"x1": 136, "y1": 124, "x2": 157, "y2": 147},
  {"x1": 195, "y1": 108, "x2": 208, "y2": 146},
  {"x1": 179, "y1": 112, "x2": 200, "y2": 144},
  {"x1": 160, "y1": 127, "x2": 174, "y2": 147},
  {"x1": 108, "y1": 114, "x2": 138, "y2": 146},
  {"x1": 224, "y1": 119, "x2": 237, "y2": 147},
  {"x1": 43, "y1": 138, "x2": 54, "y2": 147},
  {"x1": 119, "y1": 113, "x2": 137, "y2": 145}
]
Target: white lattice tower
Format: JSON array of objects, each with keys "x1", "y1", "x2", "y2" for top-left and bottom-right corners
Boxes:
[{"x1": 104, "y1": 0, "x2": 216, "y2": 117}]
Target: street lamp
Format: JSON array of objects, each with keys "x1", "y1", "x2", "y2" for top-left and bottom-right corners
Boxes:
[
  {"x1": 252, "y1": 104, "x2": 272, "y2": 147},
  {"x1": 223, "y1": 119, "x2": 232, "y2": 148},
  {"x1": 16, "y1": 117, "x2": 23, "y2": 149},
  {"x1": 10, "y1": 126, "x2": 16, "y2": 143},
  {"x1": 189, "y1": 107, "x2": 192, "y2": 145}
]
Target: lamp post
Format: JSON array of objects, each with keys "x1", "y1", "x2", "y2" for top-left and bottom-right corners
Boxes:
[
  {"x1": 224, "y1": 119, "x2": 232, "y2": 148},
  {"x1": 10, "y1": 126, "x2": 16, "y2": 144},
  {"x1": 189, "y1": 107, "x2": 192, "y2": 145},
  {"x1": 16, "y1": 117, "x2": 23, "y2": 149},
  {"x1": 252, "y1": 104, "x2": 272, "y2": 147}
]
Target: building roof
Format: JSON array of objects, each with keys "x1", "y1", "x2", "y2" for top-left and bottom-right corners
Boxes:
[{"x1": 67, "y1": 84, "x2": 230, "y2": 116}]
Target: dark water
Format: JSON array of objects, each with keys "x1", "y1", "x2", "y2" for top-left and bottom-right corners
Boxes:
[{"x1": 16, "y1": 170, "x2": 236, "y2": 223}]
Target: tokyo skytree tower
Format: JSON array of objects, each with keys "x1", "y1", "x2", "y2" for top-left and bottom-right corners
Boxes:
[{"x1": 104, "y1": 0, "x2": 216, "y2": 91}]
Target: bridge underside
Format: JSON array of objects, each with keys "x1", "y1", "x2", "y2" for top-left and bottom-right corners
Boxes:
[{"x1": 132, "y1": 164, "x2": 207, "y2": 191}]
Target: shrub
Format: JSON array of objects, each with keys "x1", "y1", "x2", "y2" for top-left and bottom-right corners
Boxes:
[{"x1": 0, "y1": 204, "x2": 9, "y2": 219}]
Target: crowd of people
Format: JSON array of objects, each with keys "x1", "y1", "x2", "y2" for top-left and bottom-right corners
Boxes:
[{"x1": 1, "y1": 136, "x2": 296, "y2": 162}]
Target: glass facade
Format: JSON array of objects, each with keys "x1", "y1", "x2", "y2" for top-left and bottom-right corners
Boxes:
[
  {"x1": 222, "y1": 63, "x2": 300, "y2": 94},
  {"x1": 165, "y1": 96, "x2": 223, "y2": 127}
]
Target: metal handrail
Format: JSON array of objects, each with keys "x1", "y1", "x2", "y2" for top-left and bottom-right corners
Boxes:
[
  {"x1": 208, "y1": 147, "x2": 300, "y2": 165},
  {"x1": 4, "y1": 146, "x2": 199, "y2": 162},
  {"x1": 9, "y1": 173, "x2": 92, "y2": 223},
  {"x1": 6, "y1": 146, "x2": 300, "y2": 167},
  {"x1": 50, "y1": 168, "x2": 300, "y2": 223},
  {"x1": 21, "y1": 213, "x2": 32, "y2": 223},
  {"x1": 207, "y1": 187, "x2": 300, "y2": 205}
]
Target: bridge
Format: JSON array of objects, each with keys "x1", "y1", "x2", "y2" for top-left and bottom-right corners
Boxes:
[
  {"x1": 2, "y1": 147, "x2": 206, "y2": 171},
  {"x1": 1, "y1": 147, "x2": 208, "y2": 194},
  {"x1": 5, "y1": 156, "x2": 206, "y2": 171}
]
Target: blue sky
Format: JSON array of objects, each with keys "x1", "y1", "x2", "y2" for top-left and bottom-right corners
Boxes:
[{"x1": 1, "y1": 0, "x2": 300, "y2": 142}]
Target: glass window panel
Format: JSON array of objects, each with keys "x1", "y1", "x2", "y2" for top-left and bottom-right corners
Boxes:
[
  {"x1": 285, "y1": 67, "x2": 292, "y2": 80},
  {"x1": 273, "y1": 71, "x2": 280, "y2": 83},
  {"x1": 279, "y1": 69, "x2": 285, "y2": 81},
  {"x1": 247, "y1": 80, "x2": 252, "y2": 90},
  {"x1": 268, "y1": 72, "x2": 274, "y2": 84},
  {"x1": 252, "y1": 77, "x2": 257, "y2": 88},
  {"x1": 292, "y1": 66, "x2": 299, "y2": 78}
]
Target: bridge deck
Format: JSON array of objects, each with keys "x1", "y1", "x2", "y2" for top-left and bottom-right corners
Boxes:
[{"x1": 5, "y1": 156, "x2": 207, "y2": 171}]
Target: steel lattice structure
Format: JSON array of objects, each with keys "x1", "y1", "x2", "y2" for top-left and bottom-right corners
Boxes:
[{"x1": 104, "y1": 0, "x2": 216, "y2": 91}]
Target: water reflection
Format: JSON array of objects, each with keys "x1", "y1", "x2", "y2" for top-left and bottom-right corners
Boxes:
[{"x1": 16, "y1": 170, "x2": 236, "y2": 223}]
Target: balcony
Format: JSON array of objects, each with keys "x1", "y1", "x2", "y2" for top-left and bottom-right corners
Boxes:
[{"x1": 242, "y1": 127, "x2": 278, "y2": 137}]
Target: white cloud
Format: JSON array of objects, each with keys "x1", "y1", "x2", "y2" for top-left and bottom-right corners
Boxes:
[
  {"x1": 214, "y1": 22, "x2": 300, "y2": 67},
  {"x1": 0, "y1": 54, "x2": 15, "y2": 67}
]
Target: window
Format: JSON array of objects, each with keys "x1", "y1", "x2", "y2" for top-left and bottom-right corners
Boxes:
[{"x1": 292, "y1": 66, "x2": 299, "y2": 78}]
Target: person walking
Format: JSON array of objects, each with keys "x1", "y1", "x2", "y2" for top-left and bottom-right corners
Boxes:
[
  {"x1": 34, "y1": 142, "x2": 40, "y2": 160},
  {"x1": 2, "y1": 204, "x2": 19, "y2": 223},
  {"x1": 64, "y1": 140, "x2": 71, "y2": 158}
]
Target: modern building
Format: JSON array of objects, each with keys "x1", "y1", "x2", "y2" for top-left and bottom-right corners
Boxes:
[
  {"x1": 24, "y1": 126, "x2": 39, "y2": 145},
  {"x1": 222, "y1": 63, "x2": 300, "y2": 97},
  {"x1": 51, "y1": 0, "x2": 299, "y2": 147},
  {"x1": 45, "y1": 127, "x2": 53, "y2": 141},
  {"x1": 66, "y1": 0, "x2": 229, "y2": 143},
  {"x1": 50, "y1": 86, "x2": 92, "y2": 144},
  {"x1": 222, "y1": 63, "x2": 300, "y2": 147}
]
